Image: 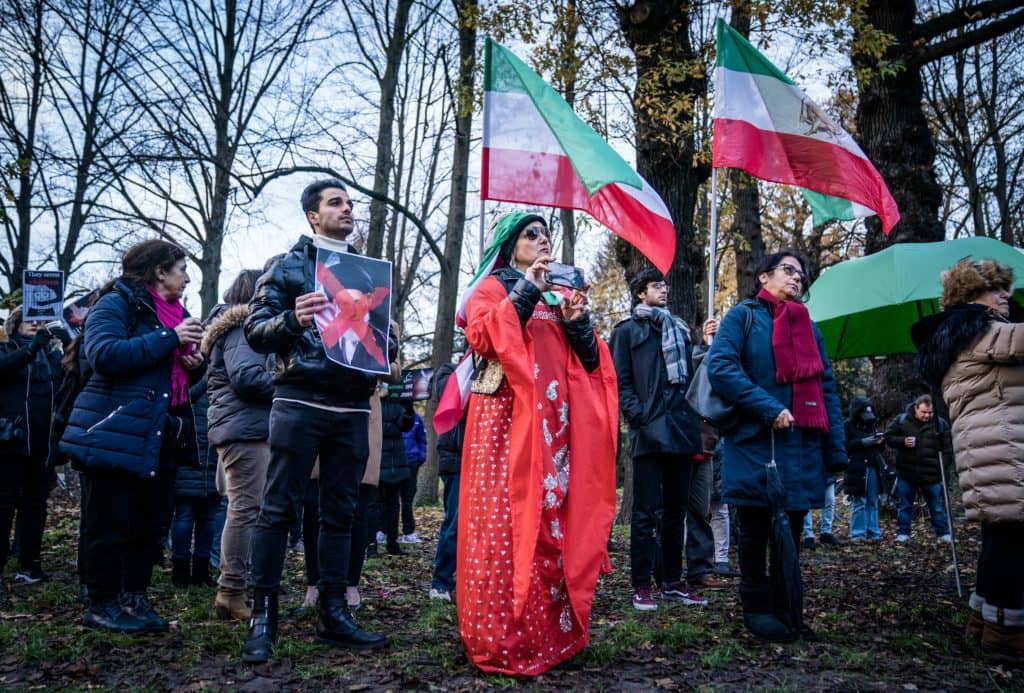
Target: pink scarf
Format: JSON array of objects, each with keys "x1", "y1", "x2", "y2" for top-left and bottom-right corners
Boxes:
[
  {"x1": 148, "y1": 288, "x2": 190, "y2": 407},
  {"x1": 757, "y1": 288, "x2": 829, "y2": 432}
]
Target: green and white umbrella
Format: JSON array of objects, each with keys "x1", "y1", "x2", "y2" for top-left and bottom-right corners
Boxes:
[{"x1": 807, "y1": 236, "x2": 1024, "y2": 360}]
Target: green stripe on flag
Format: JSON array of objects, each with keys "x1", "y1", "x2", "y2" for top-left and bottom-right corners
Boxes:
[
  {"x1": 714, "y1": 19, "x2": 795, "y2": 86},
  {"x1": 801, "y1": 188, "x2": 857, "y2": 227},
  {"x1": 484, "y1": 37, "x2": 641, "y2": 195}
]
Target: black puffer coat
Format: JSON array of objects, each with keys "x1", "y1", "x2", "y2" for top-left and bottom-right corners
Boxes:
[
  {"x1": 844, "y1": 396, "x2": 885, "y2": 497},
  {"x1": 884, "y1": 405, "x2": 952, "y2": 487},
  {"x1": 379, "y1": 396, "x2": 413, "y2": 485},
  {"x1": 244, "y1": 235, "x2": 397, "y2": 408},
  {"x1": 203, "y1": 303, "x2": 273, "y2": 446},
  {"x1": 0, "y1": 331, "x2": 63, "y2": 458}
]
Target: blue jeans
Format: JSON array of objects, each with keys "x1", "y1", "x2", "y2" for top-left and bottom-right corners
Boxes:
[
  {"x1": 896, "y1": 478, "x2": 950, "y2": 536},
  {"x1": 171, "y1": 495, "x2": 221, "y2": 561},
  {"x1": 803, "y1": 479, "x2": 836, "y2": 537},
  {"x1": 208, "y1": 496, "x2": 228, "y2": 568},
  {"x1": 431, "y1": 474, "x2": 459, "y2": 592},
  {"x1": 849, "y1": 466, "x2": 881, "y2": 540}
]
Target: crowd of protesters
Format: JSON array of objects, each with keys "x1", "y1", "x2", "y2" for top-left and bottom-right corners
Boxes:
[{"x1": 2, "y1": 181, "x2": 1022, "y2": 672}]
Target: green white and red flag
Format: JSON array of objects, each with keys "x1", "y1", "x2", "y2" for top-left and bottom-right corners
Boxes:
[
  {"x1": 481, "y1": 38, "x2": 676, "y2": 272},
  {"x1": 712, "y1": 19, "x2": 899, "y2": 232}
]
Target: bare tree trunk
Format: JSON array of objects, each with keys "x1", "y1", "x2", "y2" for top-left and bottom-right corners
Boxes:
[
  {"x1": 365, "y1": 0, "x2": 414, "y2": 259},
  {"x1": 419, "y1": 0, "x2": 477, "y2": 506}
]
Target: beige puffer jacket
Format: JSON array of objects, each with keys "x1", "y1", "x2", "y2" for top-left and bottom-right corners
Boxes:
[{"x1": 941, "y1": 320, "x2": 1024, "y2": 522}]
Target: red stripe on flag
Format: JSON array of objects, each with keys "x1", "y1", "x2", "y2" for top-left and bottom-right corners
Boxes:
[
  {"x1": 713, "y1": 118, "x2": 899, "y2": 233},
  {"x1": 482, "y1": 146, "x2": 675, "y2": 273}
]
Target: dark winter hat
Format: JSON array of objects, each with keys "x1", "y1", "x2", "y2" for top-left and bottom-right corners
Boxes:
[{"x1": 497, "y1": 213, "x2": 548, "y2": 265}]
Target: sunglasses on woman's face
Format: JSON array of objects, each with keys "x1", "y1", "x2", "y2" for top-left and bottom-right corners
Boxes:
[{"x1": 521, "y1": 226, "x2": 550, "y2": 241}]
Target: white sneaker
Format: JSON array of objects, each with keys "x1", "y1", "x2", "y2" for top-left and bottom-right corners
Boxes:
[
  {"x1": 375, "y1": 531, "x2": 386, "y2": 544},
  {"x1": 429, "y1": 588, "x2": 451, "y2": 602},
  {"x1": 399, "y1": 533, "x2": 422, "y2": 544},
  {"x1": 937, "y1": 534, "x2": 953, "y2": 544},
  {"x1": 896, "y1": 534, "x2": 910, "y2": 543}
]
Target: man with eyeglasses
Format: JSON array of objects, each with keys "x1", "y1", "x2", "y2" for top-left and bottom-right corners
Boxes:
[{"x1": 610, "y1": 268, "x2": 724, "y2": 611}]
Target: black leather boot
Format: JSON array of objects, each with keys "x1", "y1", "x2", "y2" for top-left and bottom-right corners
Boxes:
[
  {"x1": 316, "y1": 592, "x2": 388, "y2": 650},
  {"x1": 121, "y1": 591, "x2": 170, "y2": 632},
  {"x1": 84, "y1": 597, "x2": 147, "y2": 634},
  {"x1": 241, "y1": 590, "x2": 278, "y2": 664},
  {"x1": 171, "y1": 558, "x2": 191, "y2": 588},
  {"x1": 191, "y1": 555, "x2": 216, "y2": 587}
]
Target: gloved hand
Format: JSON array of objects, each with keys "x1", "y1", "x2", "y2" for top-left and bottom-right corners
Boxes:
[
  {"x1": 48, "y1": 326, "x2": 72, "y2": 346},
  {"x1": 28, "y1": 330, "x2": 52, "y2": 353}
]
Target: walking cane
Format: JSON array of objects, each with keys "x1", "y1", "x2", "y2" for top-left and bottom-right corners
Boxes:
[{"x1": 937, "y1": 451, "x2": 962, "y2": 598}]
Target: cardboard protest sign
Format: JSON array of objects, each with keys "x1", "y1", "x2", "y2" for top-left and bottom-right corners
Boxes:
[
  {"x1": 22, "y1": 270, "x2": 65, "y2": 322},
  {"x1": 313, "y1": 237, "x2": 392, "y2": 376}
]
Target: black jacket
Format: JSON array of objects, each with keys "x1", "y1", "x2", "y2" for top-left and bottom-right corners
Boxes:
[
  {"x1": 433, "y1": 363, "x2": 465, "y2": 476},
  {"x1": 885, "y1": 405, "x2": 952, "y2": 487},
  {"x1": 379, "y1": 396, "x2": 414, "y2": 485},
  {"x1": 609, "y1": 312, "x2": 701, "y2": 458},
  {"x1": 244, "y1": 235, "x2": 398, "y2": 408},
  {"x1": 175, "y1": 376, "x2": 218, "y2": 498},
  {"x1": 844, "y1": 396, "x2": 885, "y2": 497},
  {"x1": 0, "y1": 331, "x2": 63, "y2": 458},
  {"x1": 203, "y1": 303, "x2": 273, "y2": 446}
]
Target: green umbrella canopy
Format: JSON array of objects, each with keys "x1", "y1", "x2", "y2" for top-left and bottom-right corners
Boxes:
[{"x1": 807, "y1": 236, "x2": 1024, "y2": 361}]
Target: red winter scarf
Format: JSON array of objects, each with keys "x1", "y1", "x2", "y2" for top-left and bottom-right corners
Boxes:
[
  {"x1": 148, "y1": 288, "x2": 190, "y2": 407},
  {"x1": 757, "y1": 288, "x2": 829, "y2": 432}
]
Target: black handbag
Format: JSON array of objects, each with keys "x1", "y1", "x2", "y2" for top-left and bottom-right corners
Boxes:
[{"x1": 685, "y1": 305, "x2": 753, "y2": 431}]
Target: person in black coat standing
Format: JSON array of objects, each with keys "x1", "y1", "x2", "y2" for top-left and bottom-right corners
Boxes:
[
  {"x1": 845, "y1": 396, "x2": 885, "y2": 542},
  {"x1": 242, "y1": 179, "x2": 393, "y2": 662},
  {"x1": 378, "y1": 393, "x2": 414, "y2": 555},
  {"x1": 0, "y1": 307, "x2": 68, "y2": 584}
]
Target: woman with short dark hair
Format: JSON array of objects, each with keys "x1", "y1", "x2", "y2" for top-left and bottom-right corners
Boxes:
[
  {"x1": 61, "y1": 239, "x2": 205, "y2": 633},
  {"x1": 706, "y1": 250, "x2": 847, "y2": 642}
]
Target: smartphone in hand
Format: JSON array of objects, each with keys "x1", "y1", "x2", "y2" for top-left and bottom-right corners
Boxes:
[{"x1": 546, "y1": 262, "x2": 586, "y2": 290}]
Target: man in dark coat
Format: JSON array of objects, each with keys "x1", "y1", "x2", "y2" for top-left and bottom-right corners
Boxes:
[
  {"x1": 241, "y1": 179, "x2": 395, "y2": 663},
  {"x1": 610, "y1": 268, "x2": 718, "y2": 612},
  {"x1": 845, "y1": 396, "x2": 885, "y2": 542},
  {"x1": 885, "y1": 394, "x2": 953, "y2": 543}
]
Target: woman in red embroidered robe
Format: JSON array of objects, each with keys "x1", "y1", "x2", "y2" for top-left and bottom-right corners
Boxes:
[{"x1": 456, "y1": 212, "x2": 618, "y2": 676}]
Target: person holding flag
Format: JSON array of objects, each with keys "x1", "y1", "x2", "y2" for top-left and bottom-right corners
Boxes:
[{"x1": 455, "y1": 212, "x2": 618, "y2": 676}]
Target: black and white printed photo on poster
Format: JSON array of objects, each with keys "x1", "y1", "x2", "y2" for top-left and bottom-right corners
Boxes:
[
  {"x1": 63, "y1": 289, "x2": 99, "y2": 337},
  {"x1": 313, "y1": 237, "x2": 392, "y2": 375},
  {"x1": 22, "y1": 270, "x2": 65, "y2": 322}
]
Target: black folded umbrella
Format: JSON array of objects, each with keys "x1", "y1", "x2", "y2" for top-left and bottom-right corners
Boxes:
[{"x1": 766, "y1": 434, "x2": 803, "y2": 635}]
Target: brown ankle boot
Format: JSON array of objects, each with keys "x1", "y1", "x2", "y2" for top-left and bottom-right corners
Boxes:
[
  {"x1": 215, "y1": 587, "x2": 251, "y2": 621},
  {"x1": 965, "y1": 611, "x2": 984, "y2": 641},
  {"x1": 981, "y1": 619, "x2": 1024, "y2": 658}
]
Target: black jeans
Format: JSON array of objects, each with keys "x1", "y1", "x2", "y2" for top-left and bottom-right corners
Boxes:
[
  {"x1": 735, "y1": 505, "x2": 807, "y2": 614},
  {"x1": 302, "y1": 480, "x2": 320, "y2": 586},
  {"x1": 348, "y1": 483, "x2": 371, "y2": 587},
  {"x1": 80, "y1": 470, "x2": 161, "y2": 600},
  {"x1": 0, "y1": 454, "x2": 52, "y2": 570},
  {"x1": 249, "y1": 400, "x2": 368, "y2": 594},
  {"x1": 399, "y1": 468, "x2": 419, "y2": 535},
  {"x1": 630, "y1": 453, "x2": 691, "y2": 588},
  {"x1": 976, "y1": 520, "x2": 1024, "y2": 610},
  {"x1": 378, "y1": 480, "x2": 403, "y2": 548}
]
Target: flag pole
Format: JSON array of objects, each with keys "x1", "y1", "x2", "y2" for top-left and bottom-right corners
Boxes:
[
  {"x1": 479, "y1": 199, "x2": 486, "y2": 261},
  {"x1": 707, "y1": 167, "x2": 719, "y2": 321}
]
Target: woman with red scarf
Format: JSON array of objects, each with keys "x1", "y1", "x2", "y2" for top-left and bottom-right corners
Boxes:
[
  {"x1": 457, "y1": 212, "x2": 618, "y2": 675},
  {"x1": 61, "y1": 240, "x2": 205, "y2": 634},
  {"x1": 706, "y1": 250, "x2": 847, "y2": 643}
]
